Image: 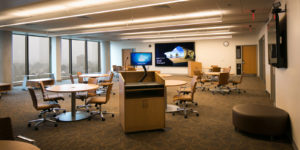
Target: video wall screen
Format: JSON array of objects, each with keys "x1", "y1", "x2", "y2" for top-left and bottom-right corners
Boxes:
[{"x1": 155, "y1": 42, "x2": 195, "y2": 67}]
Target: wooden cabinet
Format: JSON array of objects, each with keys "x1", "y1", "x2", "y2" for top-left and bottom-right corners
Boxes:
[{"x1": 119, "y1": 71, "x2": 165, "y2": 133}]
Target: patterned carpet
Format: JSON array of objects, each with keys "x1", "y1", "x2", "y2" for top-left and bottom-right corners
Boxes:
[{"x1": 0, "y1": 75, "x2": 293, "y2": 150}]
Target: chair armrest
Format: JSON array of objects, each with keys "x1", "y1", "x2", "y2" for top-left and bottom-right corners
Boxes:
[{"x1": 16, "y1": 135, "x2": 35, "y2": 144}]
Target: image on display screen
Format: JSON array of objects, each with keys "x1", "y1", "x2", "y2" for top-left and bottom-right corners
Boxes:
[
  {"x1": 155, "y1": 42, "x2": 195, "y2": 67},
  {"x1": 131, "y1": 52, "x2": 152, "y2": 66}
]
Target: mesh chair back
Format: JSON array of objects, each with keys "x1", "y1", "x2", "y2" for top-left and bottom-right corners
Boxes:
[
  {"x1": 70, "y1": 74, "x2": 75, "y2": 84},
  {"x1": 0, "y1": 117, "x2": 14, "y2": 140},
  {"x1": 28, "y1": 87, "x2": 38, "y2": 110},
  {"x1": 219, "y1": 73, "x2": 229, "y2": 86},
  {"x1": 77, "y1": 72, "x2": 84, "y2": 83}
]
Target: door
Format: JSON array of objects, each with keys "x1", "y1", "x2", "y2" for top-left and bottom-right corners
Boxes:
[
  {"x1": 242, "y1": 45, "x2": 257, "y2": 75},
  {"x1": 122, "y1": 49, "x2": 133, "y2": 67}
]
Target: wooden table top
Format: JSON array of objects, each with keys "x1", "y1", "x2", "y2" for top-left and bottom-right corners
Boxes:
[
  {"x1": 0, "y1": 140, "x2": 40, "y2": 150},
  {"x1": 165, "y1": 80, "x2": 187, "y2": 87},
  {"x1": 46, "y1": 84, "x2": 99, "y2": 93},
  {"x1": 79, "y1": 73, "x2": 109, "y2": 78},
  {"x1": 204, "y1": 72, "x2": 221, "y2": 76}
]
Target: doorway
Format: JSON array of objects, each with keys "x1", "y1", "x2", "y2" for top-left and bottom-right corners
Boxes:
[
  {"x1": 242, "y1": 45, "x2": 257, "y2": 75},
  {"x1": 122, "y1": 49, "x2": 134, "y2": 67}
]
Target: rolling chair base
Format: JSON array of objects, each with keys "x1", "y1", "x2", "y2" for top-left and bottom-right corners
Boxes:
[{"x1": 28, "y1": 117, "x2": 57, "y2": 130}]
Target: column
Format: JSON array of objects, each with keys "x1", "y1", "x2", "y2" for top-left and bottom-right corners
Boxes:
[
  {"x1": 0, "y1": 31, "x2": 12, "y2": 83},
  {"x1": 100, "y1": 41, "x2": 111, "y2": 74},
  {"x1": 51, "y1": 37, "x2": 62, "y2": 81}
]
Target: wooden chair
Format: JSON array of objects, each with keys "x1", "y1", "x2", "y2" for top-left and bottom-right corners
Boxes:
[
  {"x1": 76, "y1": 78, "x2": 98, "y2": 111},
  {"x1": 87, "y1": 83, "x2": 114, "y2": 121},
  {"x1": 39, "y1": 81, "x2": 66, "y2": 115},
  {"x1": 210, "y1": 72, "x2": 231, "y2": 95},
  {"x1": 175, "y1": 76, "x2": 198, "y2": 106},
  {"x1": 28, "y1": 88, "x2": 60, "y2": 130},
  {"x1": 0, "y1": 117, "x2": 35, "y2": 143},
  {"x1": 173, "y1": 76, "x2": 199, "y2": 118},
  {"x1": 77, "y1": 72, "x2": 88, "y2": 84}
]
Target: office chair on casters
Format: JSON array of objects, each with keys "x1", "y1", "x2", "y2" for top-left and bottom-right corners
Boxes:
[
  {"x1": 229, "y1": 74, "x2": 246, "y2": 94},
  {"x1": 87, "y1": 83, "x2": 114, "y2": 121},
  {"x1": 28, "y1": 87, "x2": 60, "y2": 130},
  {"x1": 210, "y1": 72, "x2": 231, "y2": 95},
  {"x1": 97, "y1": 72, "x2": 115, "y2": 95},
  {"x1": 0, "y1": 117, "x2": 35, "y2": 143},
  {"x1": 39, "y1": 81, "x2": 66, "y2": 116},
  {"x1": 77, "y1": 72, "x2": 88, "y2": 84},
  {"x1": 173, "y1": 77, "x2": 199, "y2": 119},
  {"x1": 175, "y1": 76, "x2": 198, "y2": 106},
  {"x1": 193, "y1": 70, "x2": 212, "y2": 91},
  {"x1": 76, "y1": 78, "x2": 98, "y2": 112}
]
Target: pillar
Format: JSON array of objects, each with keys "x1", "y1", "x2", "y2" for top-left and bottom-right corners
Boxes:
[
  {"x1": 100, "y1": 41, "x2": 111, "y2": 74},
  {"x1": 0, "y1": 31, "x2": 12, "y2": 83}
]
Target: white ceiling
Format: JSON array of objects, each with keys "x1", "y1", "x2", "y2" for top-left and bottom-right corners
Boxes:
[{"x1": 0, "y1": 0, "x2": 275, "y2": 41}]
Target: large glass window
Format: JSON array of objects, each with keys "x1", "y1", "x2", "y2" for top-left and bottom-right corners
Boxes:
[
  {"x1": 28, "y1": 36, "x2": 50, "y2": 77},
  {"x1": 12, "y1": 34, "x2": 26, "y2": 82},
  {"x1": 72, "y1": 40, "x2": 85, "y2": 74},
  {"x1": 88, "y1": 41, "x2": 99, "y2": 73},
  {"x1": 61, "y1": 39, "x2": 70, "y2": 78}
]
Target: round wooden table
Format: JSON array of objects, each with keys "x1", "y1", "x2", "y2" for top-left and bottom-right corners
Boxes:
[
  {"x1": 159, "y1": 74, "x2": 172, "y2": 78},
  {"x1": 165, "y1": 80, "x2": 187, "y2": 113},
  {"x1": 79, "y1": 73, "x2": 109, "y2": 78},
  {"x1": 0, "y1": 140, "x2": 40, "y2": 150},
  {"x1": 46, "y1": 84, "x2": 99, "y2": 122}
]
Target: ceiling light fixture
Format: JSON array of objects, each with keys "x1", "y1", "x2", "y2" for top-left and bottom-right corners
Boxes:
[
  {"x1": 53, "y1": 17, "x2": 223, "y2": 36},
  {"x1": 47, "y1": 10, "x2": 223, "y2": 32},
  {"x1": 0, "y1": 0, "x2": 188, "y2": 28},
  {"x1": 121, "y1": 30, "x2": 235, "y2": 40},
  {"x1": 141, "y1": 35, "x2": 233, "y2": 42},
  {"x1": 121, "y1": 25, "x2": 234, "y2": 35}
]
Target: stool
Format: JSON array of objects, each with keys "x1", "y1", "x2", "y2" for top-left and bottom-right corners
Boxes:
[{"x1": 232, "y1": 104, "x2": 289, "y2": 136}]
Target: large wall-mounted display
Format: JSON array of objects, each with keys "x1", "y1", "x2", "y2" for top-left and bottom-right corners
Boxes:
[{"x1": 155, "y1": 42, "x2": 195, "y2": 67}]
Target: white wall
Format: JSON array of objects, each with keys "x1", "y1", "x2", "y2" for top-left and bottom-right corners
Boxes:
[
  {"x1": 275, "y1": 0, "x2": 300, "y2": 149},
  {"x1": 257, "y1": 25, "x2": 271, "y2": 93},
  {"x1": 111, "y1": 34, "x2": 257, "y2": 74}
]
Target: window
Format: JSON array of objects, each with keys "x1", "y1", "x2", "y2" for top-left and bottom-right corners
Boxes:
[
  {"x1": 12, "y1": 34, "x2": 26, "y2": 82},
  {"x1": 28, "y1": 36, "x2": 50, "y2": 77},
  {"x1": 72, "y1": 40, "x2": 85, "y2": 74},
  {"x1": 61, "y1": 39, "x2": 70, "y2": 78},
  {"x1": 88, "y1": 41, "x2": 99, "y2": 73}
]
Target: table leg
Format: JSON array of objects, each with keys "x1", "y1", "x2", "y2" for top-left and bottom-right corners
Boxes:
[{"x1": 57, "y1": 92, "x2": 90, "y2": 121}]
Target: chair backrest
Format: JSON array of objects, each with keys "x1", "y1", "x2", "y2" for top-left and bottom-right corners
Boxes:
[
  {"x1": 191, "y1": 76, "x2": 198, "y2": 99},
  {"x1": 193, "y1": 70, "x2": 202, "y2": 80},
  {"x1": 87, "y1": 78, "x2": 98, "y2": 95},
  {"x1": 39, "y1": 81, "x2": 46, "y2": 99},
  {"x1": 70, "y1": 74, "x2": 75, "y2": 84},
  {"x1": 104, "y1": 83, "x2": 113, "y2": 104},
  {"x1": 219, "y1": 72, "x2": 229, "y2": 85},
  {"x1": 211, "y1": 66, "x2": 221, "y2": 72},
  {"x1": 108, "y1": 72, "x2": 114, "y2": 82},
  {"x1": 28, "y1": 87, "x2": 38, "y2": 110},
  {"x1": 77, "y1": 72, "x2": 84, "y2": 83},
  {"x1": 222, "y1": 66, "x2": 231, "y2": 73},
  {"x1": 0, "y1": 117, "x2": 14, "y2": 140},
  {"x1": 112, "y1": 65, "x2": 117, "y2": 71}
]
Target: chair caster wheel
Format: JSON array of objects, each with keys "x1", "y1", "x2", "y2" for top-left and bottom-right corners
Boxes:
[
  {"x1": 172, "y1": 113, "x2": 175, "y2": 116},
  {"x1": 112, "y1": 114, "x2": 115, "y2": 117},
  {"x1": 87, "y1": 110, "x2": 90, "y2": 113},
  {"x1": 27, "y1": 123, "x2": 31, "y2": 127},
  {"x1": 34, "y1": 127, "x2": 38, "y2": 130},
  {"x1": 196, "y1": 113, "x2": 199, "y2": 117},
  {"x1": 195, "y1": 103, "x2": 198, "y2": 106},
  {"x1": 54, "y1": 124, "x2": 58, "y2": 127},
  {"x1": 38, "y1": 114, "x2": 42, "y2": 118},
  {"x1": 88, "y1": 117, "x2": 91, "y2": 121},
  {"x1": 175, "y1": 103, "x2": 178, "y2": 105},
  {"x1": 101, "y1": 118, "x2": 105, "y2": 121},
  {"x1": 63, "y1": 110, "x2": 66, "y2": 113},
  {"x1": 184, "y1": 115, "x2": 188, "y2": 119},
  {"x1": 53, "y1": 114, "x2": 56, "y2": 117}
]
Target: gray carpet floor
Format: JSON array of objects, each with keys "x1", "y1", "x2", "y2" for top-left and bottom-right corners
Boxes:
[{"x1": 0, "y1": 75, "x2": 293, "y2": 150}]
